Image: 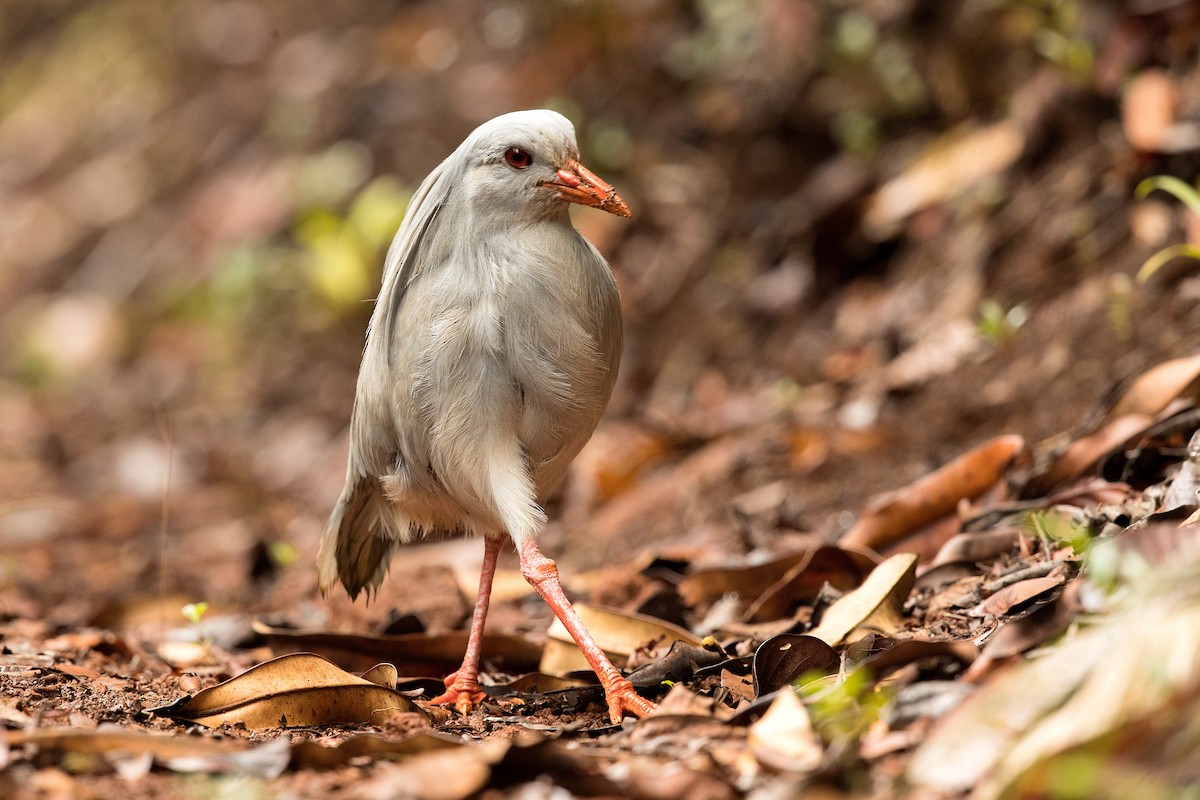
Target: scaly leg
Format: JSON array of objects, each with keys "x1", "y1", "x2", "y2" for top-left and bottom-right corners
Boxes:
[
  {"x1": 517, "y1": 537, "x2": 657, "y2": 723},
  {"x1": 430, "y1": 536, "x2": 503, "y2": 714}
]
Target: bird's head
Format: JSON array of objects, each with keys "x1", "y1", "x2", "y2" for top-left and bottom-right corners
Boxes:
[{"x1": 457, "y1": 109, "x2": 631, "y2": 223}]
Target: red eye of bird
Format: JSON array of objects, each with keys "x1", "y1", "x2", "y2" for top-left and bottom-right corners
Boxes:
[{"x1": 504, "y1": 147, "x2": 533, "y2": 169}]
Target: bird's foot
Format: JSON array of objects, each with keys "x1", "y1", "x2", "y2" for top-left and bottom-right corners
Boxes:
[
  {"x1": 601, "y1": 676, "x2": 657, "y2": 724},
  {"x1": 429, "y1": 671, "x2": 486, "y2": 715}
]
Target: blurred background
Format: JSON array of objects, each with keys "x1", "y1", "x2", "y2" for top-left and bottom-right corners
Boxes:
[{"x1": 1, "y1": 0, "x2": 1198, "y2": 626}]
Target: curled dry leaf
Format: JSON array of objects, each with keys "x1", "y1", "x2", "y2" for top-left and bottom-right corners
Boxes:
[
  {"x1": 839, "y1": 435, "x2": 1025, "y2": 552},
  {"x1": 149, "y1": 652, "x2": 419, "y2": 730},
  {"x1": 808, "y1": 553, "x2": 918, "y2": 647},
  {"x1": 626, "y1": 640, "x2": 725, "y2": 688},
  {"x1": 752, "y1": 634, "x2": 840, "y2": 696},
  {"x1": 540, "y1": 602, "x2": 701, "y2": 676}
]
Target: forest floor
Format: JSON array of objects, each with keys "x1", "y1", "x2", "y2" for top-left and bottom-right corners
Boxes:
[{"x1": 3, "y1": 2, "x2": 1200, "y2": 798}]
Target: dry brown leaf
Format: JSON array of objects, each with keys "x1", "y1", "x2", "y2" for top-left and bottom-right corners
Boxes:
[
  {"x1": 839, "y1": 435, "x2": 1024, "y2": 552},
  {"x1": 357, "y1": 739, "x2": 511, "y2": 800},
  {"x1": 541, "y1": 602, "x2": 700, "y2": 675},
  {"x1": 862, "y1": 121, "x2": 1025, "y2": 238},
  {"x1": 1025, "y1": 413, "x2": 1153, "y2": 496},
  {"x1": 747, "y1": 687, "x2": 823, "y2": 773},
  {"x1": 808, "y1": 553, "x2": 918, "y2": 646},
  {"x1": 865, "y1": 638, "x2": 979, "y2": 683},
  {"x1": 149, "y1": 652, "x2": 419, "y2": 730},
  {"x1": 586, "y1": 427, "x2": 778, "y2": 541},
  {"x1": 251, "y1": 620, "x2": 541, "y2": 674},
  {"x1": 1110, "y1": 353, "x2": 1200, "y2": 418},
  {"x1": 1122, "y1": 69, "x2": 1180, "y2": 152},
  {"x1": 933, "y1": 529, "x2": 1023, "y2": 566},
  {"x1": 744, "y1": 546, "x2": 872, "y2": 622},
  {"x1": 910, "y1": 558, "x2": 1200, "y2": 799},
  {"x1": 289, "y1": 731, "x2": 464, "y2": 770},
  {"x1": 5, "y1": 725, "x2": 290, "y2": 777},
  {"x1": 679, "y1": 549, "x2": 818, "y2": 608},
  {"x1": 968, "y1": 575, "x2": 1065, "y2": 618},
  {"x1": 752, "y1": 634, "x2": 840, "y2": 696}
]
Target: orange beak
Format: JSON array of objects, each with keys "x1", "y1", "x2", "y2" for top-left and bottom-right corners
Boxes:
[{"x1": 539, "y1": 159, "x2": 631, "y2": 218}]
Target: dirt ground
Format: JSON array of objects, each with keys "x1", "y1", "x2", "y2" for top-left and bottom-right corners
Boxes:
[{"x1": 2, "y1": 2, "x2": 1200, "y2": 798}]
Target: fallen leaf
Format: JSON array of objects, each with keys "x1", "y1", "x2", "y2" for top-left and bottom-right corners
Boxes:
[
  {"x1": 252, "y1": 620, "x2": 540, "y2": 674},
  {"x1": 748, "y1": 687, "x2": 823, "y2": 772},
  {"x1": 839, "y1": 436, "x2": 1024, "y2": 551},
  {"x1": 910, "y1": 557, "x2": 1200, "y2": 798},
  {"x1": 541, "y1": 603, "x2": 700, "y2": 676},
  {"x1": 1110, "y1": 353, "x2": 1200, "y2": 418},
  {"x1": 808, "y1": 553, "x2": 918, "y2": 646},
  {"x1": 968, "y1": 575, "x2": 1065, "y2": 618},
  {"x1": 752, "y1": 634, "x2": 840, "y2": 696},
  {"x1": 862, "y1": 121, "x2": 1025, "y2": 238},
  {"x1": 1025, "y1": 413, "x2": 1153, "y2": 496},
  {"x1": 290, "y1": 732, "x2": 466, "y2": 770},
  {"x1": 149, "y1": 652, "x2": 419, "y2": 729},
  {"x1": 1122, "y1": 69, "x2": 1179, "y2": 152},
  {"x1": 357, "y1": 739, "x2": 511, "y2": 800},
  {"x1": 5, "y1": 726, "x2": 290, "y2": 778},
  {"x1": 743, "y1": 546, "x2": 872, "y2": 622}
]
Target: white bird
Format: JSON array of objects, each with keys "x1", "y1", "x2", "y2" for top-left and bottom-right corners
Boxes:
[{"x1": 318, "y1": 109, "x2": 655, "y2": 722}]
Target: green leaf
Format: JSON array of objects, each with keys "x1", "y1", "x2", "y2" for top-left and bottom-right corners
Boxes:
[
  {"x1": 1135, "y1": 176, "x2": 1200, "y2": 218},
  {"x1": 1137, "y1": 244, "x2": 1200, "y2": 283},
  {"x1": 182, "y1": 602, "x2": 209, "y2": 625}
]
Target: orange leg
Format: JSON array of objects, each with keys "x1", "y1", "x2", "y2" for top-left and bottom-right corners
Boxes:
[
  {"x1": 430, "y1": 536, "x2": 503, "y2": 714},
  {"x1": 517, "y1": 537, "x2": 657, "y2": 723}
]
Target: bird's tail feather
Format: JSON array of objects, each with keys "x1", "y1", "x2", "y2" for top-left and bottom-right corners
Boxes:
[{"x1": 317, "y1": 476, "x2": 402, "y2": 601}]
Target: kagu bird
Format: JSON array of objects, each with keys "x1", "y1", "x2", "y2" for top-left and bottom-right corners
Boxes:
[{"x1": 318, "y1": 109, "x2": 655, "y2": 721}]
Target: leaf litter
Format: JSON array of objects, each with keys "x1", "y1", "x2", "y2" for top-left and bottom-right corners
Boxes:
[{"x1": 5, "y1": 4, "x2": 1200, "y2": 799}]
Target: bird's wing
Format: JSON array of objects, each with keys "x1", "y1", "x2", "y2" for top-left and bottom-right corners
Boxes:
[
  {"x1": 319, "y1": 151, "x2": 465, "y2": 599},
  {"x1": 376, "y1": 157, "x2": 455, "y2": 368}
]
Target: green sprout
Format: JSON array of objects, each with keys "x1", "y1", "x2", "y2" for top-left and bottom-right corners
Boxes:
[
  {"x1": 977, "y1": 299, "x2": 1029, "y2": 345},
  {"x1": 181, "y1": 602, "x2": 209, "y2": 625},
  {"x1": 1135, "y1": 176, "x2": 1200, "y2": 283},
  {"x1": 797, "y1": 667, "x2": 891, "y2": 744}
]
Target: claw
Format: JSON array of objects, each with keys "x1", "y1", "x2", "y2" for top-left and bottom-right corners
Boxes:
[
  {"x1": 603, "y1": 676, "x2": 657, "y2": 723},
  {"x1": 430, "y1": 671, "x2": 486, "y2": 714}
]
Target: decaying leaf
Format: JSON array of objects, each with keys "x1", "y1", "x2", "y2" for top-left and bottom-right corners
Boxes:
[
  {"x1": 808, "y1": 553, "x2": 918, "y2": 646},
  {"x1": 149, "y1": 652, "x2": 420, "y2": 729},
  {"x1": 839, "y1": 436, "x2": 1025, "y2": 552},
  {"x1": 541, "y1": 603, "x2": 700, "y2": 676},
  {"x1": 752, "y1": 634, "x2": 840, "y2": 696}
]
